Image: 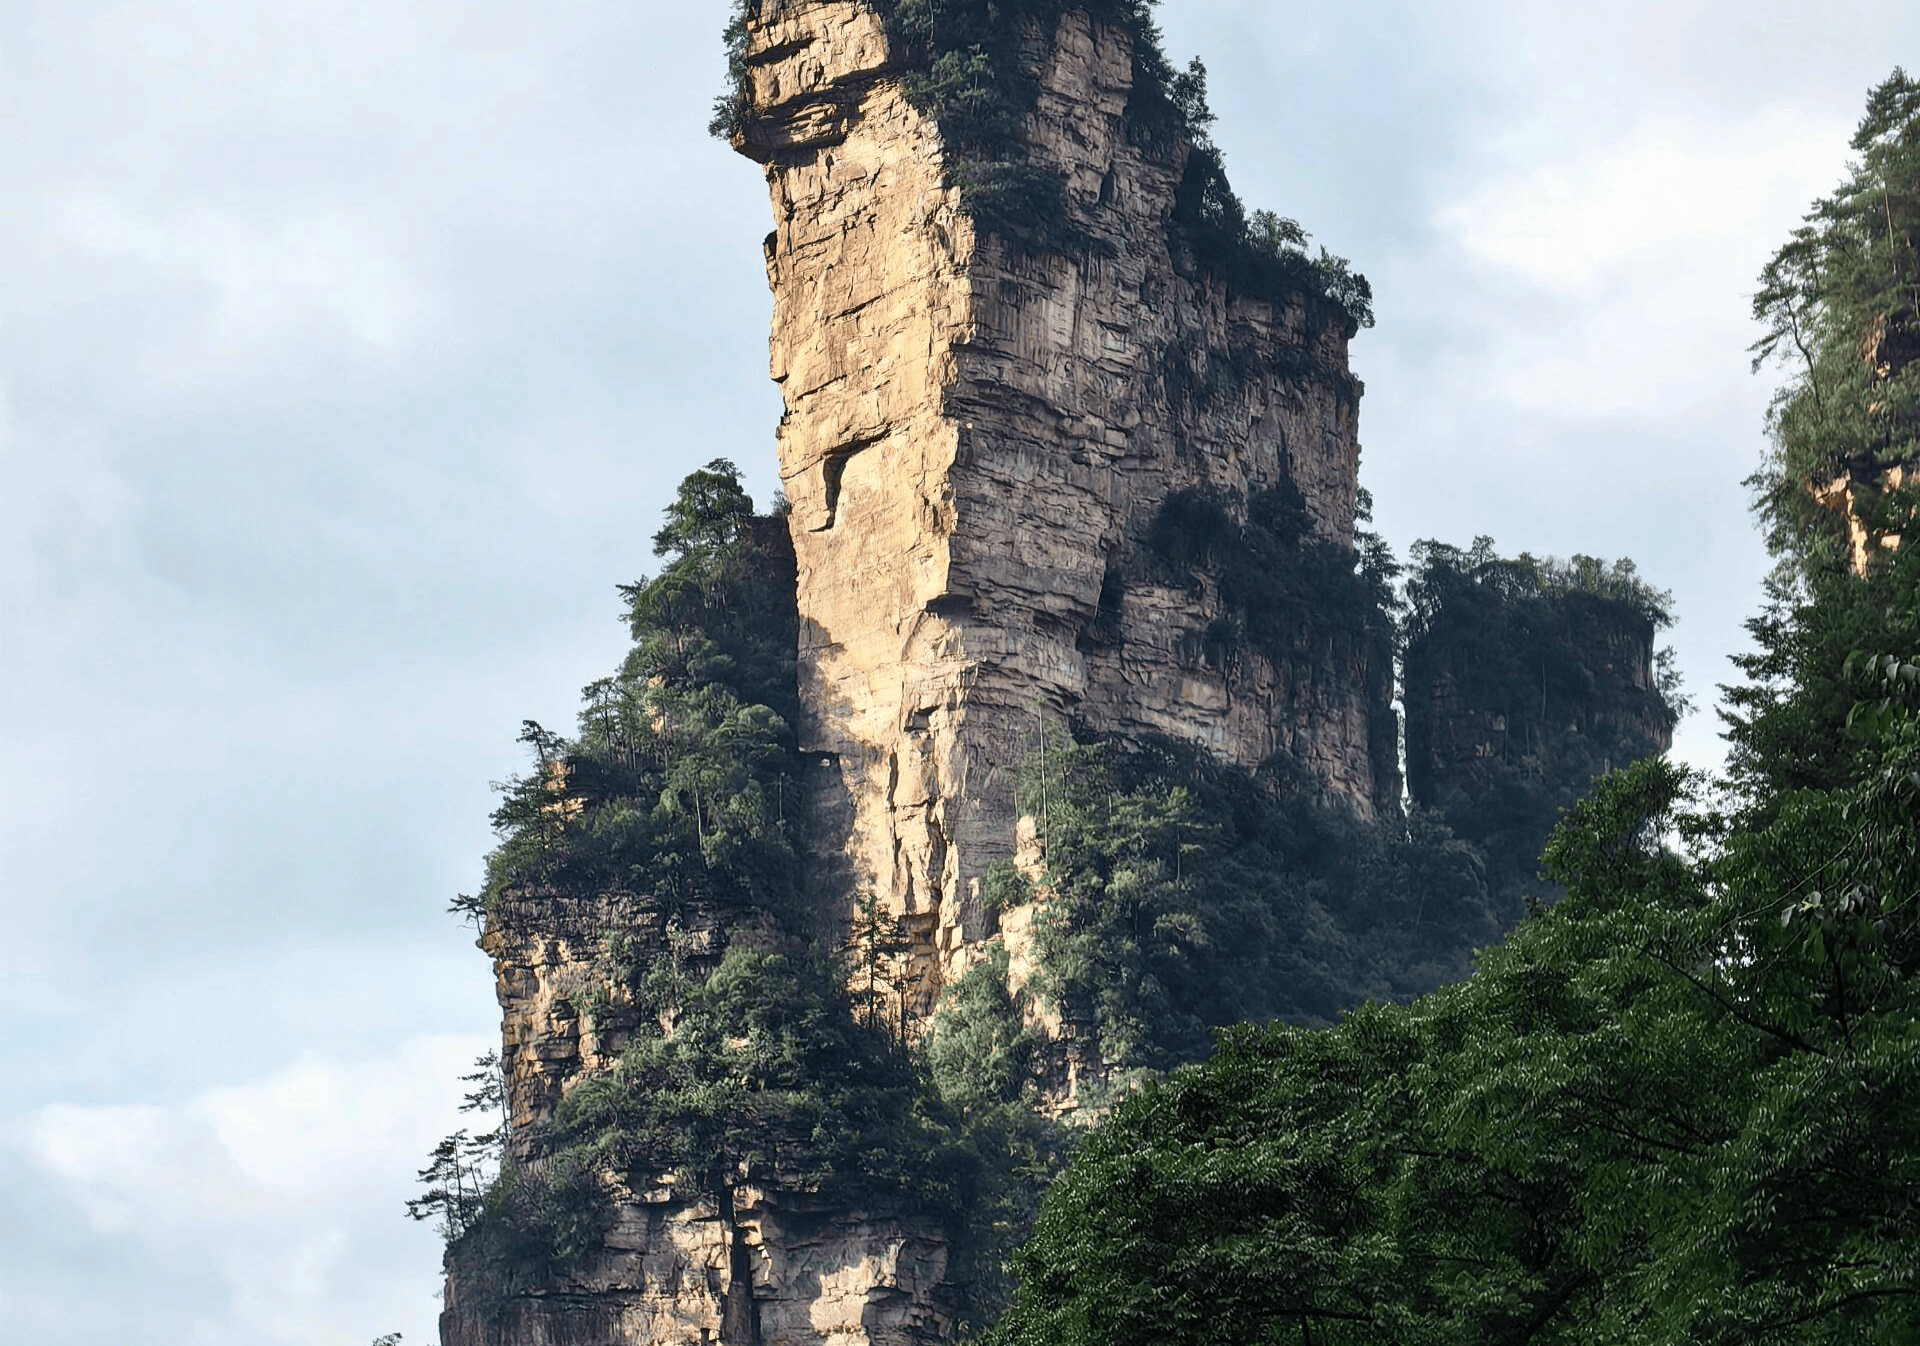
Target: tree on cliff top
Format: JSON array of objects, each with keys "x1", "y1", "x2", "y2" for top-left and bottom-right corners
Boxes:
[
  {"x1": 710, "y1": 0, "x2": 1373, "y2": 329},
  {"x1": 477, "y1": 459, "x2": 801, "y2": 915},
  {"x1": 1401, "y1": 536, "x2": 1683, "y2": 920}
]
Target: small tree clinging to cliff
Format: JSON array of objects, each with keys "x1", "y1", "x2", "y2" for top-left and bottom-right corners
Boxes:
[{"x1": 405, "y1": 1050, "x2": 507, "y2": 1241}]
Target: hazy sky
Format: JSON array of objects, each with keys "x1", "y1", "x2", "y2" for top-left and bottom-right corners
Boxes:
[{"x1": 4, "y1": 3, "x2": 1915, "y2": 1342}]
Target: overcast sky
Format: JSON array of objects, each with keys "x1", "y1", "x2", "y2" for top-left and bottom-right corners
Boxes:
[{"x1": 3, "y1": 3, "x2": 1915, "y2": 1342}]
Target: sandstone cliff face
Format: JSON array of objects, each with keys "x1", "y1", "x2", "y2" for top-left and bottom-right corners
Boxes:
[
  {"x1": 736, "y1": 1, "x2": 1393, "y2": 987},
  {"x1": 441, "y1": 888, "x2": 955, "y2": 1346},
  {"x1": 442, "y1": 1179, "x2": 950, "y2": 1346},
  {"x1": 443, "y1": 8, "x2": 1402, "y2": 1336}
]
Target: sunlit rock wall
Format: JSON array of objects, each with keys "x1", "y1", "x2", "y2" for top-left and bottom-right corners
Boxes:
[{"x1": 735, "y1": 1, "x2": 1394, "y2": 997}]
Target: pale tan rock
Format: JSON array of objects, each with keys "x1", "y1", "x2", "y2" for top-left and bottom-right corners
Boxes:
[
  {"x1": 1814, "y1": 463, "x2": 1907, "y2": 575},
  {"x1": 441, "y1": 1178, "x2": 950, "y2": 1346},
  {"x1": 737, "y1": 3, "x2": 1396, "y2": 1000}
]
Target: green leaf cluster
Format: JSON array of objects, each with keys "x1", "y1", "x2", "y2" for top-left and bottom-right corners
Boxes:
[
  {"x1": 991, "y1": 735, "x2": 1920, "y2": 1344},
  {"x1": 924, "y1": 948, "x2": 1076, "y2": 1327},
  {"x1": 1723, "y1": 500, "x2": 1920, "y2": 812},
  {"x1": 549, "y1": 935, "x2": 974, "y2": 1205},
  {"x1": 445, "y1": 461, "x2": 1073, "y2": 1329},
  {"x1": 479, "y1": 458, "x2": 803, "y2": 919}
]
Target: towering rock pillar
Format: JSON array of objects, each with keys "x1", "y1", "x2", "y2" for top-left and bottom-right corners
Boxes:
[{"x1": 734, "y1": 2, "x2": 1394, "y2": 985}]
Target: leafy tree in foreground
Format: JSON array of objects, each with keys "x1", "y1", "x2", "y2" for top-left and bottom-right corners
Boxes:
[{"x1": 991, "y1": 734, "x2": 1920, "y2": 1344}]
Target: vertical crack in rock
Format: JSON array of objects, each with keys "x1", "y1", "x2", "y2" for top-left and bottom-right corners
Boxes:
[{"x1": 720, "y1": 1185, "x2": 760, "y2": 1346}]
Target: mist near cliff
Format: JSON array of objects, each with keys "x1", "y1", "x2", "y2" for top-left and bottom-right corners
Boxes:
[{"x1": 2, "y1": 1, "x2": 1915, "y2": 1342}]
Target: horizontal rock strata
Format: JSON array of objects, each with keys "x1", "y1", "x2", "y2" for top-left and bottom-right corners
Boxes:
[{"x1": 737, "y1": 1, "x2": 1395, "y2": 987}]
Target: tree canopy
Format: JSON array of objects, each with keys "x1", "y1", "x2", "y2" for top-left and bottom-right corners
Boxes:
[
  {"x1": 991, "y1": 718, "x2": 1920, "y2": 1344},
  {"x1": 987, "y1": 72, "x2": 1920, "y2": 1346}
]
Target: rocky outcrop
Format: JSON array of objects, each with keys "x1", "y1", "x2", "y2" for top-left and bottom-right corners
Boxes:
[
  {"x1": 735, "y1": 1, "x2": 1393, "y2": 989},
  {"x1": 442, "y1": 1178, "x2": 951, "y2": 1346},
  {"x1": 1404, "y1": 593, "x2": 1673, "y2": 812},
  {"x1": 479, "y1": 887, "x2": 675, "y2": 1159},
  {"x1": 443, "y1": 6, "x2": 1405, "y2": 1338},
  {"x1": 441, "y1": 887, "x2": 955, "y2": 1346}
]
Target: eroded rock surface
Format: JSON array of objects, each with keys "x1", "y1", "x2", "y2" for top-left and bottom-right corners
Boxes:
[
  {"x1": 444, "y1": 6, "x2": 1400, "y2": 1338},
  {"x1": 737, "y1": 2, "x2": 1395, "y2": 989},
  {"x1": 442, "y1": 1179, "x2": 951, "y2": 1346}
]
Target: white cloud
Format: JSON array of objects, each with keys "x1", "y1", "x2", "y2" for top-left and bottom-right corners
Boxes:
[
  {"x1": 1436, "y1": 108, "x2": 1847, "y2": 295},
  {"x1": 1416, "y1": 108, "x2": 1851, "y2": 421},
  {"x1": 9, "y1": 1033, "x2": 489, "y2": 1346},
  {"x1": 0, "y1": 381, "x2": 142, "y2": 608},
  {"x1": 54, "y1": 193, "x2": 440, "y2": 373}
]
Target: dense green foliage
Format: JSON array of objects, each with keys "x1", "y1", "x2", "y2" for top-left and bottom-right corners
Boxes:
[
  {"x1": 478, "y1": 459, "x2": 802, "y2": 919},
  {"x1": 1723, "y1": 527, "x2": 1920, "y2": 809},
  {"x1": 1752, "y1": 68, "x2": 1920, "y2": 567},
  {"x1": 1404, "y1": 536, "x2": 1682, "y2": 918},
  {"x1": 552, "y1": 935, "x2": 972, "y2": 1202},
  {"x1": 923, "y1": 949, "x2": 1076, "y2": 1327},
  {"x1": 711, "y1": 0, "x2": 1371, "y2": 329},
  {"x1": 440, "y1": 462, "x2": 1066, "y2": 1326},
  {"x1": 988, "y1": 76, "x2": 1920, "y2": 1346},
  {"x1": 1018, "y1": 732, "x2": 1501, "y2": 1078},
  {"x1": 992, "y1": 719, "x2": 1920, "y2": 1343}
]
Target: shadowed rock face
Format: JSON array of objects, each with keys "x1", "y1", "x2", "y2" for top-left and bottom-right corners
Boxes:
[
  {"x1": 1405, "y1": 596, "x2": 1674, "y2": 815},
  {"x1": 737, "y1": 1, "x2": 1395, "y2": 993}
]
